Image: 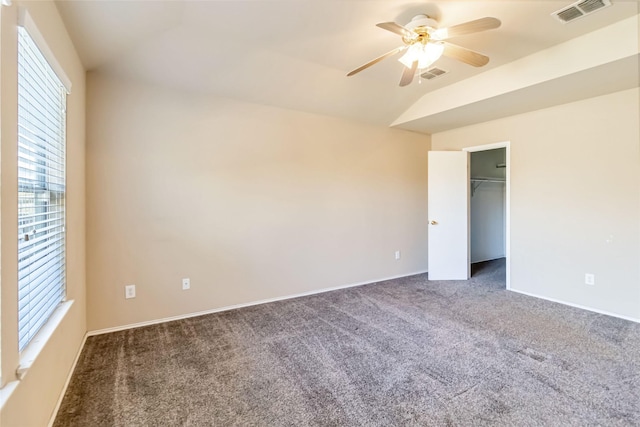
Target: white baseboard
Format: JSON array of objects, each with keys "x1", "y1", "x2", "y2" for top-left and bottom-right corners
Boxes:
[
  {"x1": 88, "y1": 269, "x2": 429, "y2": 336},
  {"x1": 47, "y1": 332, "x2": 88, "y2": 427},
  {"x1": 509, "y1": 288, "x2": 640, "y2": 324}
]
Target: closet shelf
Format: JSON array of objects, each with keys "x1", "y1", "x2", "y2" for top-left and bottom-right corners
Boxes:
[
  {"x1": 471, "y1": 177, "x2": 505, "y2": 183},
  {"x1": 471, "y1": 177, "x2": 505, "y2": 197}
]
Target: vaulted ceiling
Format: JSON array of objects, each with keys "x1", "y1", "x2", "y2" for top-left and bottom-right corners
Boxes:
[{"x1": 55, "y1": 1, "x2": 639, "y2": 133}]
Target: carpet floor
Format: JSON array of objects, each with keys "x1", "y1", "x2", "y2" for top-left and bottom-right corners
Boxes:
[{"x1": 54, "y1": 259, "x2": 640, "y2": 426}]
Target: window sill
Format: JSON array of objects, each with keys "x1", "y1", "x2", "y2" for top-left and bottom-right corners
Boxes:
[
  {"x1": 0, "y1": 301, "x2": 73, "y2": 410},
  {"x1": 16, "y1": 300, "x2": 74, "y2": 380}
]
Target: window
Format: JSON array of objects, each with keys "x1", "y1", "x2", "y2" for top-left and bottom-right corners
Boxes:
[{"x1": 17, "y1": 26, "x2": 67, "y2": 351}]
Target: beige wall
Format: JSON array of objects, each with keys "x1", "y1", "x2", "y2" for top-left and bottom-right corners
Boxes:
[
  {"x1": 0, "y1": 0, "x2": 86, "y2": 426},
  {"x1": 432, "y1": 88, "x2": 640, "y2": 320},
  {"x1": 86, "y1": 72, "x2": 430, "y2": 331}
]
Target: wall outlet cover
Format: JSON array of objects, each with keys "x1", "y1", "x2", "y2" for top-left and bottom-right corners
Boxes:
[{"x1": 125, "y1": 284, "x2": 136, "y2": 299}]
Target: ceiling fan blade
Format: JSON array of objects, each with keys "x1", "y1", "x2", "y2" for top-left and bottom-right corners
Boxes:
[
  {"x1": 443, "y1": 42, "x2": 490, "y2": 67},
  {"x1": 347, "y1": 46, "x2": 406, "y2": 77},
  {"x1": 433, "y1": 17, "x2": 501, "y2": 40},
  {"x1": 376, "y1": 22, "x2": 414, "y2": 39},
  {"x1": 399, "y1": 61, "x2": 418, "y2": 87}
]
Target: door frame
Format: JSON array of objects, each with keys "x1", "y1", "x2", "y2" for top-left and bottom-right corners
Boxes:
[{"x1": 463, "y1": 141, "x2": 511, "y2": 290}]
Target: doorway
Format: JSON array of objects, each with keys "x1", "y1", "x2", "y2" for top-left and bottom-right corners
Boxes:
[{"x1": 464, "y1": 142, "x2": 510, "y2": 289}]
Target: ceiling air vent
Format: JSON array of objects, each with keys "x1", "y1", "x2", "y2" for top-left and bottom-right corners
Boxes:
[
  {"x1": 420, "y1": 67, "x2": 448, "y2": 80},
  {"x1": 552, "y1": 0, "x2": 612, "y2": 23},
  {"x1": 578, "y1": 0, "x2": 609, "y2": 13}
]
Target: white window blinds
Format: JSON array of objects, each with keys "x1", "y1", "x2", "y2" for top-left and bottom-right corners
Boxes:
[{"x1": 17, "y1": 26, "x2": 67, "y2": 352}]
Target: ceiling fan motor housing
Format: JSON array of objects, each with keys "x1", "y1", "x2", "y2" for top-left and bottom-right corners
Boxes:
[
  {"x1": 403, "y1": 15, "x2": 439, "y2": 45},
  {"x1": 406, "y1": 14, "x2": 439, "y2": 30}
]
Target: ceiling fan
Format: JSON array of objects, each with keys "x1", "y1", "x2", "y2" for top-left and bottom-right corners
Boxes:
[{"x1": 347, "y1": 15, "x2": 501, "y2": 87}]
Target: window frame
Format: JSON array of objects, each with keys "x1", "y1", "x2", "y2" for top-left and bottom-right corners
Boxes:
[
  {"x1": 0, "y1": 8, "x2": 74, "y2": 388},
  {"x1": 16, "y1": 24, "x2": 68, "y2": 352}
]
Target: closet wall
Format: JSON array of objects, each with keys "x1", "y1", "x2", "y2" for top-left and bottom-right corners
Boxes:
[
  {"x1": 432, "y1": 89, "x2": 640, "y2": 320},
  {"x1": 470, "y1": 149, "x2": 505, "y2": 263}
]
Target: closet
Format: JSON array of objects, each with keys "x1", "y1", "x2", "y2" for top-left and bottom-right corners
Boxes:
[{"x1": 470, "y1": 148, "x2": 506, "y2": 265}]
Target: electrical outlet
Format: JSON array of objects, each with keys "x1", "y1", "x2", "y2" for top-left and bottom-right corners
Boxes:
[
  {"x1": 125, "y1": 284, "x2": 136, "y2": 299},
  {"x1": 395, "y1": 250, "x2": 401, "y2": 260},
  {"x1": 585, "y1": 273, "x2": 595, "y2": 286},
  {"x1": 182, "y1": 278, "x2": 190, "y2": 290}
]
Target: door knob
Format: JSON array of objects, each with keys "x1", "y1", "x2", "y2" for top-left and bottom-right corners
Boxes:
[{"x1": 430, "y1": 220, "x2": 438, "y2": 225}]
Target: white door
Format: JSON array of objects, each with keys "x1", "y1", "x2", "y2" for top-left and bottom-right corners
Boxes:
[{"x1": 428, "y1": 151, "x2": 470, "y2": 280}]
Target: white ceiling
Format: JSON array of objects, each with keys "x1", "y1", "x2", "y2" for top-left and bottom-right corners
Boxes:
[{"x1": 55, "y1": 1, "x2": 640, "y2": 132}]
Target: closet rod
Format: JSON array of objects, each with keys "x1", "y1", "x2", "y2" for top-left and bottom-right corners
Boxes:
[{"x1": 470, "y1": 178, "x2": 505, "y2": 183}]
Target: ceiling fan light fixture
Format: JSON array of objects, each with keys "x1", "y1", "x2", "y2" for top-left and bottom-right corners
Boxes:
[{"x1": 398, "y1": 42, "x2": 445, "y2": 69}]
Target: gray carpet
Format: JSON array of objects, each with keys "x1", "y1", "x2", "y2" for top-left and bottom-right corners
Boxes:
[{"x1": 55, "y1": 259, "x2": 640, "y2": 426}]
